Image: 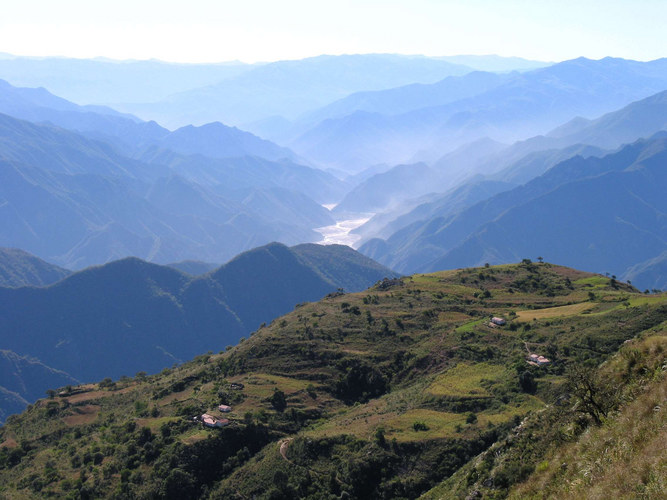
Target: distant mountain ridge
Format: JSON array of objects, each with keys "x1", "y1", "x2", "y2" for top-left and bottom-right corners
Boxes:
[
  {"x1": 0, "y1": 242, "x2": 397, "y2": 418},
  {"x1": 361, "y1": 135, "x2": 667, "y2": 291},
  {"x1": 0, "y1": 79, "x2": 300, "y2": 163},
  {"x1": 0, "y1": 110, "x2": 346, "y2": 269},
  {"x1": 291, "y1": 57, "x2": 667, "y2": 171},
  {"x1": 114, "y1": 54, "x2": 474, "y2": 129},
  {"x1": 0, "y1": 56, "x2": 255, "y2": 104},
  {"x1": 0, "y1": 350, "x2": 78, "y2": 423},
  {"x1": 0, "y1": 247, "x2": 71, "y2": 287}
]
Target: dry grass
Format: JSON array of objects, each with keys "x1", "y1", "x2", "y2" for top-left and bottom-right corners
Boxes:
[
  {"x1": 0, "y1": 437, "x2": 18, "y2": 448},
  {"x1": 509, "y1": 333, "x2": 667, "y2": 500},
  {"x1": 62, "y1": 404, "x2": 100, "y2": 426},
  {"x1": 383, "y1": 409, "x2": 466, "y2": 442},
  {"x1": 511, "y1": 378, "x2": 666, "y2": 499},
  {"x1": 304, "y1": 397, "x2": 390, "y2": 439},
  {"x1": 62, "y1": 385, "x2": 134, "y2": 404},
  {"x1": 232, "y1": 373, "x2": 313, "y2": 399},
  {"x1": 573, "y1": 276, "x2": 610, "y2": 288},
  {"x1": 158, "y1": 388, "x2": 194, "y2": 405},
  {"x1": 135, "y1": 416, "x2": 181, "y2": 430},
  {"x1": 455, "y1": 319, "x2": 486, "y2": 333},
  {"x1": 515, "y1": 302, "x2": 596, "y2": 322},
  {"x1": 427, "y1": 363, "x2": 504, "y2": 398},
  {"x1": 181, "y1": 429, "x2": 210, "y2": 445}
]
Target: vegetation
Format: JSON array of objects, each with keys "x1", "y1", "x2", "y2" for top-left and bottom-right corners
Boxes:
[
  {"x1": 425, "y1": 325, "x2": 667, "y2": 499},
  {"x1": 0, "y1": 263, "x2": 664, "y2": 499}
]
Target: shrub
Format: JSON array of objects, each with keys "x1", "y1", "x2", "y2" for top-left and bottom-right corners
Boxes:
[{"x1": 413, "y1": 421, "x2": 429, "y2": 432}]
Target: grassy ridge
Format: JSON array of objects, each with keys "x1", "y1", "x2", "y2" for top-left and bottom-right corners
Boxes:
[{"x1": 0, "y1": 261, "x2": 665, "y2": 499}]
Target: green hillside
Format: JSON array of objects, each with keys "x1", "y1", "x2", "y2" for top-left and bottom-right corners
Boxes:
[
  {"x1": 424, "y1": 320, "x2": 666, "y2": 500},
  {"x1": 0, "y1": 261, "x2": 664, "y2": 499}
]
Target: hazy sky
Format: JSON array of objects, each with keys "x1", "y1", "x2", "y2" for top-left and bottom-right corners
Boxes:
[{"x1": 1, "y1": 0, "x2": 665, "y2": 63}]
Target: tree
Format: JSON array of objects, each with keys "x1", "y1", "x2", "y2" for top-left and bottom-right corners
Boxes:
[
  {"x1": 537, "y1": 256, "x2": 544, "y2": 263},
  {"x1": 161, "y1": 468, "x2": 197, "y2": 500},
  {"x1": 374, "y1": 426, "x2": 386, "y2": 446},
  {"x1": 99, "y1": 377, "x2": 115, "y2": 389},
  {"x1": 270, "y1": 389, "x2": 287, "y2": 412},
  {"x1": 566, "y1": 364, "x2": 619, "y2": 425},
  {"x1": 518, "y1": 371, "x2": 537, "y2": 393}
]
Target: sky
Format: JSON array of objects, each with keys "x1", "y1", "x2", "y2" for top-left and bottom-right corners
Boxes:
[{"x1": 1, "y1": 0, "x2": 665, "y2": 63}]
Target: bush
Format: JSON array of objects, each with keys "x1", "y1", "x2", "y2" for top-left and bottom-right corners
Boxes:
[{"x1": 413, "y1": 421, "x2": 429, "y2": 432}]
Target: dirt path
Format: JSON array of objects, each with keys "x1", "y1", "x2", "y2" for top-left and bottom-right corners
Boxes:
[{"x1": 279, "y1": 438, "x2": 293, "y2": 463}]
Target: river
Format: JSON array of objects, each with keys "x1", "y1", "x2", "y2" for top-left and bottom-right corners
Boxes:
[{"x1": 314, "y1": 206, "x2": 373, "y2": 248}]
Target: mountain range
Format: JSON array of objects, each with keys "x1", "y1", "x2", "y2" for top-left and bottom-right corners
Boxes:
[
  {"x1": 0, "y1": 78, "x2": 299, "y2": 163},
  {"x1": 0, "y1": 56, "x2": 255, "y2": 104},
  {"x1": 0, "y1": 242, "x2": 397, "y2": 420},
  {"x1": 290, "y1": 57, "x2": 667, "y2": 171},
  {"x1": 112, "y1": 54, "x2": 474, "y2": 130},
  {"x1": 0, "y1": 95, "x2": 346, "y2": 268},
  {"x1": 360, "y1": 134, "x2": 667, "y2": 291},
  {"x1": 0, "y1": 50, "x2": 665, "y2": 499}
]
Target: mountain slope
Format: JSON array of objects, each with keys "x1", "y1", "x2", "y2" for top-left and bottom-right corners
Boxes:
[
  {"x1": 301, "y1": 71, "x2": 511, "y2": 127},
  {"x1": 0, "y1": 79, "x2": 300, "y2": 163},
  {"x1": 361, "y1": 136, "x2": 667, "y2": 290},
  {"x1": 167, "y1": 260, "x2": 219, "y2": 276},
  {"x1": 0, "y1": 248, "x2": 71, "y2": 287},
  {"x1": 354, "y1": 179, "x2": 517, "y2": 244},
  {"x1": 426, "y1": 137, "x2": 667, "y2": 281},
  {"x1": 622, "y1": 250, "x2": 667, "y2": 292},
  {"x1": 423, "y1": 322, "x2": 667, "y2": 499},
  {"x1": 0, "y1": 112, "x2": 346, "y2": 268},
  {"x1": 292, "y1": 57, "x2": 667, "y2": 171},
  {"x1": 0, "y1": 243, "x2": 396, "y2": 399},
  {"x1": 548, "y1": 88, "x2": 667, "y2": 149},
  {"x1": 0, "y1": 350, "x2": 78, "y2": 424},
  {"x1": 333, "y1": 163, "x2": 441, "y2": 214},
  {"x1": 0, "y1": 262, "x2": 663, "y2": 498}
]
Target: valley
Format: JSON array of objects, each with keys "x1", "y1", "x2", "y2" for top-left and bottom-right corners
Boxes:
[{"x1": 314, "y1": 207, "x2": 374, "y2": 247}]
